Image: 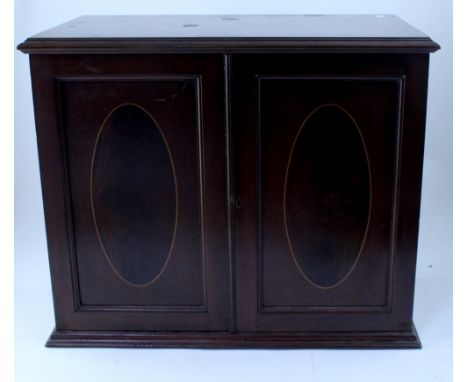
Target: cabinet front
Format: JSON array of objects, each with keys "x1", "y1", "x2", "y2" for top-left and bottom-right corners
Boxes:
[
  {"x1": 232, "y1": 54, "x2": 427, "y2": 332},
  {"x1": 31, "y1": 55, "x2": 230, "y2": 331}
]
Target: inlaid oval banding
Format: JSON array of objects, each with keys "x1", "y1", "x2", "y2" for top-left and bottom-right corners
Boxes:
[
  {"x1": 284, "y1": 104, "x2": 371, "y2": 289},
  {"x1": 91, "y1": 103, "x2": 177, "y2": 287}
]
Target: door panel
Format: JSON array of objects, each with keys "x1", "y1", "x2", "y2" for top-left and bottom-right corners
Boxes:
[
  {"x1": 62, "y1": 76, "x2": 206, "y2": 309},
  {"x1": 259, "y1": 76, "x2": 398, "y2": 311},
  {"x1": 33, "y1": 54, "x2": 230, "y2": 331},
  {"x1": 232, "y1": 54, "x2": 410, "y2": 332}
]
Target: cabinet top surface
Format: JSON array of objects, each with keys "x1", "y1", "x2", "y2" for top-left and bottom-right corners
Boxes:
[{"x1": 18, "y1": 15, "x2": 440, "y2": 54}]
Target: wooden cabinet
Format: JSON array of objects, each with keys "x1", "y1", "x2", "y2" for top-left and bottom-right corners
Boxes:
[{"x1": 18, "y1": 15, "x2": 439, "y2": 348}]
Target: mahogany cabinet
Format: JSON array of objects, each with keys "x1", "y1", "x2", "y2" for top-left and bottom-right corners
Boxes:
[{"x1": 18, "y1": 15, "x2": 439, "y2": 348}]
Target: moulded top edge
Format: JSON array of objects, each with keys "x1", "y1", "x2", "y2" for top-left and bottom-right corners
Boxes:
[
  {"x1": 17, "y1": 37, "x2": 441, "y2": 54},
  {"x1": 17, "y1": 15, "x2": 440, "y2": 54}
]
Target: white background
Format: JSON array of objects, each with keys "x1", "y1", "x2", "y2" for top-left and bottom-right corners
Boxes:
[{"x1": 14, "y1": 1, "x2": 452, "y2": 381}]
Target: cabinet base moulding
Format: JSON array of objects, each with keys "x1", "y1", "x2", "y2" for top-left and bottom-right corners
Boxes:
[{"x1": 46, "y1": 324, "x2": 421, "y2": 349}]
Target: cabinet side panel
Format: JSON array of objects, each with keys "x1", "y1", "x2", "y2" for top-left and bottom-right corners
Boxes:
[
  {"x1": 392, "y1": 54, "x2": 430, "y2": 327},
  {"x1": 29, "y1": 55, "x2": 76, "y2": 329}
]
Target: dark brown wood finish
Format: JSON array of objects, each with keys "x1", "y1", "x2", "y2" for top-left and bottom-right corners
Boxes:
[
  {"x1": 18, "y1": 15, "x2": 439, "y2": 54},
  {"x1": 46, "y1": 325, "x2": 421, "y2": 348},
  {"x1": 29, "y1": 54, "x2": 231, "y2": 331},
  {"x1": 231, "y1": 54, "x2": 428, "y2": 335},
  {"x1": 19, "y1": 15, "x2": 438, "y2": 348}
]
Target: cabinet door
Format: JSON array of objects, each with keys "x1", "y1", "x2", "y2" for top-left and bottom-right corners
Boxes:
[
  {"x1": 232, "y1": 54, "x2": 429, "y2": 332},
  {"x1": 31, "y1": 55, "x2": 230, "y2": 331}
]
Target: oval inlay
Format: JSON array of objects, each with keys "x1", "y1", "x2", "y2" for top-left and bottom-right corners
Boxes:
[
  {"x1": 284, "y1": 104, "x2": 371, "y2": 288},
  {"x1": 91, "y1": 104, "x2": 177, "y2": 287}
]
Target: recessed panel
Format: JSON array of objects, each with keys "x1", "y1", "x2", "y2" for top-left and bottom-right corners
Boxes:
[
  {"x1": 91, "y1": 104, "x2": 177, "y2": 286},
  {"x1": 284, "y1": 104, "x2": 371, "y2": 288},
  {"x1": 62, "y1": 77, "x2": 207, "y2": 310},
  {"x1": 256, "y1": 74, "x2": 400, "y2": 315}
]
